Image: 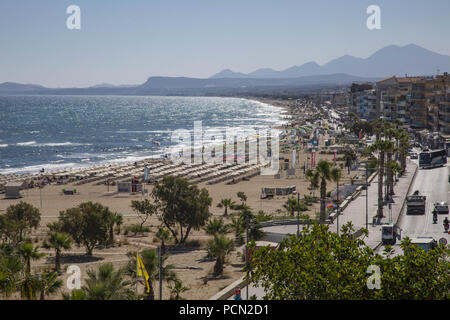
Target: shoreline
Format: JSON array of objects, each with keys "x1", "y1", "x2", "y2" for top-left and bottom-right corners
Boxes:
[{"x1": 0, "y1": 96, "x2": 291, "y2": 182}]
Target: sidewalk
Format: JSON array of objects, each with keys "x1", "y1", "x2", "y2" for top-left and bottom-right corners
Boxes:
[{"x1": 337, "y1": 160, "x2": 418, "y2": 249}]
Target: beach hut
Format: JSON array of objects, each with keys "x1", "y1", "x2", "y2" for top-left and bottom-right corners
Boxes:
[
  {"x1": 117, "y1": 181, "x2": 131, "y2": 193},
  {"x1": 4, "y1": 181, "x2": 26, "y2": 199}
]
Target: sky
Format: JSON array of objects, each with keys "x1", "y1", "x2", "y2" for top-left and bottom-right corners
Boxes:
[{"x1": 1, "y1": 0, "x2": 449, "y2": 87}]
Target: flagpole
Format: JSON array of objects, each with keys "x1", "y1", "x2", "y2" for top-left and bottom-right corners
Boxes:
[
  {"x1": 136, "y1": 251, "x2": 139, "y2": 300},
  {"x1": 159, "y1": 245, "x2": 162, "y2": 300}
]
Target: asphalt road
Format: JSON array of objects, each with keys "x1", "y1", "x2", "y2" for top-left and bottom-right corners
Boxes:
[{"x1": 379, "y1": 157, "x2": 449, "y2": 254}]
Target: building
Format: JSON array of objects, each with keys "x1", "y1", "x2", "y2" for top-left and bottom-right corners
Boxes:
[
  {"x1": 376, "y1": 76, "x2": 421, "y2": 127},
  {"x1": 349, "y1": 83, "x2": 376, "y2": 119},
  {"x1": 437, "y1": 73, "x2": 450, "y2": 152},
  {"x1": 4, "y1": 181, "x2": 26, "y2": 199}
]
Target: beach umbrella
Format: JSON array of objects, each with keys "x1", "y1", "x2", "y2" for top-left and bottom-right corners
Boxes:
[{"x1": 326, "y1": 202, "x2": 337, "y2": 209}]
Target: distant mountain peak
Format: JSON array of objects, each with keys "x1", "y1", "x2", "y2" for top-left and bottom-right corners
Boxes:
[{"x1": 208, "y1": 43, "x2": 450, "y2": 79}]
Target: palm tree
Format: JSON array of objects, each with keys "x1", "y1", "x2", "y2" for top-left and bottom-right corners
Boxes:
[
  {"x1": 372, "y1": 118, "x2": 386, "y2": 142},
  {"x1": 43, "y1": 232, "x2": 72, "y2": 272},
  {"x1": 204, "y1": 218, "x2": 229, "y2": 236},
  {"x1": 384, "y1": 128, "x2": 397, "y2": 198},
  {"x1": 390, "y1": 161, "x2": 402, "y2": 186},
  {"x1": 206, "y1": 235, "x2": 234, "y2": 277},
  {"x1": 20, "y1": 273, "x2": 40, "y2": 300},
  {"x1": 0, "y1": 245, "x2": 22, "y2": 298},
  {"x1": 36, "y1": 271, "x2": 63, "y2": 300},
  {"x1": 155, "y1": 227, "x2": 171, "y2": 256},
  {"x1": 168, "y1": 279, "x2": 190, "y2": 300},
  {"x1": 237, "y1": 192, "x2": 247, "y2": 205},
  {"x1": 81, "y1": 263, "x2": 134, "y2": 300},
  {"x1": 103, "y1": 211, "x2": 121, "y2": 247},
  {"x1": 238, "y1": 206, "x2": 264, "y2": 242},
  {"x1": 343, "y1": 149, "x2": 357, "y2": 174},
  {"x1": 370, "y1": 140, "x2": 392, "y2": 218},
  {"x1": 283, "y1": 198, "x2": 301, "y2": 216},
  {"x1": 228, "y1": 217, "x2": 244, "y2": 245},
  {"x1": 396, "y1": 129, "x2": 411, "y2": 173},
  {"x1": 306, "y1": 169, "x2": 319, "y2": 198},
  {"x1": 316, "y1": 159, "x2": 334, "y2": 223},
  {"x1": 217, "y1": 199, "x2": 236, "y2": 216},
  {"x1": 114, "y1": 213, "x2": 124, "y2": 235},
  {"x1": 330, "y1": 167, "x2": 342, "y2": 203},
  {"x1": 18, "y1": 243, "x2": 45, "y2": 274}
]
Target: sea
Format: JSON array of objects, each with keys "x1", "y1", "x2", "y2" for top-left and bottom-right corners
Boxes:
[{"x1": 0, "y1": 95, "x2": 287, "y2": 175}]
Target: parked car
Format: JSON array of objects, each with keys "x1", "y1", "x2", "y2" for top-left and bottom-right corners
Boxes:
[{"x1": 434, "y1": 202, "x2": 449, "y2": 214}]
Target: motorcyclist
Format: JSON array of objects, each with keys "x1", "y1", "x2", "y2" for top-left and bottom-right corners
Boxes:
[
  {"x1": 444, "y1": 217, "x2": 449, "y2": 231},
  {"x1": 432, "y1": 209, "x2": 438, "y2": 224}
]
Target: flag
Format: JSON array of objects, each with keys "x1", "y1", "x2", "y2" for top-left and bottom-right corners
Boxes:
[
  {"x1": 137, "y1": 253, "x2": 150, "y2": 293},
  {"x1": 292, "y1": 149, "x2": 296, "y2": 168},
  {"x1": 144, "y1": 167, "x2": 149, "y2": 181}
]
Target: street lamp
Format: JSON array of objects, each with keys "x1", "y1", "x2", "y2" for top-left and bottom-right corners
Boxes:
[
  {"x1": 297, "y1": 192, "x2": 300, "y2": 238},
  {"x1": 245, "y1": 219, "x2": 249, "y2": 300},
  {"x1": 366, "y1": 163, "x2": 368, "y2": 231}
]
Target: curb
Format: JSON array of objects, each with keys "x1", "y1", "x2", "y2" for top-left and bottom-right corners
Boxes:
[
  {"x1": 371, "y1": 161, "x2": 419, "y2": 250},
  {"x1": 209, "y1": 276, "x2": 248, "y2": 300}
]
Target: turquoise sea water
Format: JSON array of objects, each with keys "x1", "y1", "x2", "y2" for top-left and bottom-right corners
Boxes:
[{"x1": 0, "y1": 95, "x2": 286, "y2": 174}]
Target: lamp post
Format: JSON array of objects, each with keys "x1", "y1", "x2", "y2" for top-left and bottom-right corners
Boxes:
[
  {"x1": 366, "y1": 163, "x2": 369, "y2": 231},
  {"x1": 159, "y1": 246, "x2": 162, "y2": 300},
  {"x1": 245, "y1": 220, "x2": 249, "y2": 300},
  {"x1": 336, "y1": 206, "x2": 339, "y2": 235},
  {"x1": 297, "y1": 192, "x2": 300, "y2": 238}
]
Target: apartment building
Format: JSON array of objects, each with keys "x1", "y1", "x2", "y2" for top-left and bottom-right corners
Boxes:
[
  {"x1": 349, "y1": 83, "x2": 376, "y2": 119},
  {"x1": 437, "y1": 73, "x2": 450, "y2": 136},
  {"x1": 349, "y1": 74, "x2": 449, "y2": 137},
  {"x1": 376, "y1": 76, "x2": 420, "y2": 126}
]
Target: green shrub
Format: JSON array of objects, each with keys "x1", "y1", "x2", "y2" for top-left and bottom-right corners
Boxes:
[{"x1": 126, "y1": 224, "x2": 150, "y2": 236}]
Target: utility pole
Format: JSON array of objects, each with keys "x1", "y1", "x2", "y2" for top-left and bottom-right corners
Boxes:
[
  {"x1": 39, "y1": 185, "x2": 42, "y2": 209},
  {"x1": 245, "y1": 219, "x2": 249, "y2": 300},
  {"x1": 336, "y1": 207, "x2": 339, "y2": 235},
  {"x1": 159, "y1": 246, "x2": 162, "y2": 300}
]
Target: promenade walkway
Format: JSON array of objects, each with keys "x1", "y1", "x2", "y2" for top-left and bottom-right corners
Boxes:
[{"x1": 337, "y1": 160, "x2": 418, "y2": 249}]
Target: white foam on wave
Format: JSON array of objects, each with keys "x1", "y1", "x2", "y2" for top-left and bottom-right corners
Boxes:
[
  {"x1": 0, "y1": 162, "x2": 79, "y2": 175},
  {"x1": 0, "y1": 144, "x2": 7, "y2": 148},
  {"x1": 15, "y1": 141, "x2": 91, "y2": 147},
  {"x1": 16, "y1": 141, "x2": 37, "y2": 146}
]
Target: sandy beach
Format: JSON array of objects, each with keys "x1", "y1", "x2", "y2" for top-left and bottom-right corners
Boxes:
[{"x1": 0, "y1": 97, "x2": 363, "y2": 300}]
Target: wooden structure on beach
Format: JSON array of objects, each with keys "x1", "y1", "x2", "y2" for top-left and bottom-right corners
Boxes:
[{"x1": 4, "y1": 181, "x2": 26, "y2": 199}]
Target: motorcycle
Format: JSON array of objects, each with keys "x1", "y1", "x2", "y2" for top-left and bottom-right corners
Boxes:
[
  {"x1": 433, "y1": 214, "x2": 438, "y2": 224},
  {"x1": 444, "y1": 223, "x2": 449, "y2": 233}
]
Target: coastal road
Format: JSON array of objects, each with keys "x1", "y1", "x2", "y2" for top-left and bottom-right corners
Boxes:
[{"x1": 378, "y1": 158, "x2": 449, "y2": 254}]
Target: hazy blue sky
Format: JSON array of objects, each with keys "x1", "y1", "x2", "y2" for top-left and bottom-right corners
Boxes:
[{"x1": 1, "y1": 0, "x2": 449, "y2": 87}]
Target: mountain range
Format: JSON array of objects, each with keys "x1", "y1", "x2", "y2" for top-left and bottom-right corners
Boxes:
[
  {"x1": 210, "y1": 44, "x2": 450, "y2": 79},
  {"x1": 1, "y1": 44, "x2": 449, "y2": 96}
]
